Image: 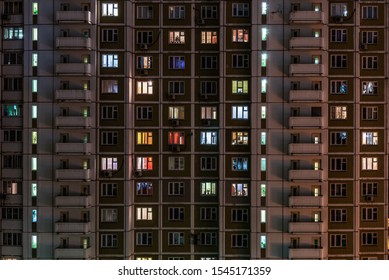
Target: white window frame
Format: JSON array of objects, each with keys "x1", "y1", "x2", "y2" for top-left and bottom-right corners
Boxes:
[
  {"x1": 361, "y1": 132, "x2": 378, "y2": 145},
  {"x1": 168, "y1": 157, "x2": 185, "y2": 171},
  {"x1": 136, "y1": 207, "x2": 153, "y2": 220},
  {"x1": 232, "y1": 106, "x2": 249, "y2": 120},
  {"x1": 101, "y1": 208, "x2": 117, "y2": 222},
  {"x1": 232, "y1": 3, "x2": 249, "y2": 17},
  {"x1": 102, "y1": 54, "x2": 119, "y2": 68},
  {"x1": 101, "y1": 157, "x2": 118, "y2": 170},
  {"x1": 102, "y1": 3, "x2": 118, "y2": 17},
  {"x1": 362, "y1": 81, "x2": 378, "y2": 95},
  {"x1": 169, "y1": 6, "x2": 185, "y2": 19},
  {"x1": 136, "y1": 81, "x2": 153, "y2": 95},
  {"x1": 361, "y1": 157, "x2": 378, "y2": 170}
]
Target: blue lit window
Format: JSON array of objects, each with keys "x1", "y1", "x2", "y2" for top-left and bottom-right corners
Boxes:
[
  {"x1": 169, "y1": 56, "x2": 185, "y2": 69},
  {"x1": 3, "y1": 105, "x2": 22, "y2": 117},
  {"x1": 136, "y1": 182, "x2": 153, "y2": 195},
  {"x1": 32, "y1": 209, "x2": 37, "y2": 222},
  {"x1": 232, "y1": 157, "x2": 248, "y2": 171}
]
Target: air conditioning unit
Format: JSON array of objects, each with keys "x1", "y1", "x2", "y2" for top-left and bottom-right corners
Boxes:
[
  {"x1": 134, "y1": 170, "x2": 143, "y2": 177},
  {"x1": 202, "y1": 119, "x2": 211, "y2": 126},
  {"x1": 197, "y1": 18, "x2": 205, "y2": 25},
  {"x1": 171, "y1": 119, "x2": 180, "y2": 126},
  {"x1": 102, "y1": 171, "x2": 112, "y2": 178},
  {"x1": 139, "y1": 69, "x2": 149, "y2": 76},
  {"x1": 168, "y1": 93, "x2": 176, "y2": 100},
  {"x1": 365, "y1": 195, "x2": 374, "y2": 202},
  {"x1": 200, "y1": 93, "x2": 208, "y2": 100},
  {"x1": 333, "y1": 16, "x2": 343, "y2": 23},
  {"x1": 360, "y1": 44, "x2": 367, "y2": 50},
  {"x1": 139, "y1": 44, "x2": 148, "y2": 50},
  {"x1": 170, "y1": 145, "x2": 181, "y2": 152},
  {"x1": 2, "y1": 14, "x2": 10, "y2": 20}
]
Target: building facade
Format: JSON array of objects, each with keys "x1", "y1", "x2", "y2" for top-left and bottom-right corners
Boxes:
[{"x1": 0, "y1": 0, "x2": 387, "y2": 260}]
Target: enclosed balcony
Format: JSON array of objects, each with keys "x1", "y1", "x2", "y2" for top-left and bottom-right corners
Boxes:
[
  {"x1": 289, "y1": 117, "x2": 323, "y2": 128},
  {"x1": 56, "y1": 11, "x2": 92, "y2": 24},
  {"x1": 56, "y1": 37, "x2": 92, "y2": 50},
  {"x1": 56, "y1": 169, "x2": 91, "y2": 181},
  {"x1": 56, "y1": 143, "x2": 91, "y2": 154},
  {"x1": 289, "y1": 195, "x2": 324, "y2": 207},
  {"x1": 55, "y1": 116, "x2": 91, "y2": 128},
  {"x1": 289, "y1": 222, "x2": 323, "y2": 233},
  {"x1": 289, "y1": 169, "x2": 323, "y2": 181},
  {"x1": 289, "y1": 11, "x2": 324, "y2": 23},
  {"x1": 1, "y1": 246, "x2": 23, "y2": 256},
  {"x1": 56, "y1": 63, "x2": 91, "y2": 76},
  {"x1": 289, "y1": 143, "x2": 322, "y2": 155},
  {"x1": 289, "y1": 248, "x2": 324, "y2": 259},
  {"x1": 55, "y1": 222, "x2": 91, "y2": 233},
  {"x1": 289, "y1": 64, "x2": 324, "y2": 76},
  {"x1": 55, "y1": 90, "x2": 91, "y2": 102},
  {"x1": 55, "y1": 196, "x2": 91, "y2": 208},
  {"x1": 55, "y1": 247, "x2": 91, "y2": 259},
  {"x1": 289, "y1": 90, "x2": 323, "y2": 102},
  {"x1": 289, "y1": 37, "x2": 324, "y2": 49}
]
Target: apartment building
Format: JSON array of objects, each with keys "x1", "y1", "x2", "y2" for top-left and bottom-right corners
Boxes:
[{"x1": 0, "y1": 0, "x2": 387, "y2": 260}]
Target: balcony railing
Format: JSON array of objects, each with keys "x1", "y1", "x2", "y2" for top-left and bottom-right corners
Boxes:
[
  {"x1": 289, "y1": 90, "x2": 323, "y2": 102},
  {"x1": 289, "y1": 11, "x2": 324, "y2": 23},
  {"x1": 289, "y1": 37, "x2": 324, "y2": 49},
  {"x1": 55, "y1": 247, "x2": 92, "y2": 259},
  {"x1": 56, "y1": 11, "x2": 92, "y2": 24},
  {"x1": 290, "y1": 64, "x2": 324, "y2": 76},
  {"x1": 289, "y1": 196, "x2": 324, "y2": 207},
  {"x1": 55, "y1": 222, "x2": 91, "y2": 233},
  {"x1": 289, "y1": 170, "x2": 323, "y2": 181},
  {"x1": 289, "y1": 222, "x2": 323, "y2": 233},
  {"x1": 56, "y1": 169, "x2": 91, "y2": 181},
  {"x1": 56, "y1": 37, "x2": 92, "y2": 49},
  {"x1": 289, "y1": 143, "x2": 322, "y2": 155},
  {"x1": 56, "y1": 63, "x2": 91, "y2": 76},
  {"x1": 55, "y1": 196, "x2": 91, "y2": 208},
  {"x1": 56, "y1": 143, "x2": 91, "y2": 154},
  {"x1": 289, "y1": 248, "x2": 324, "y2": 259},
  {"x1": 289, "y1": 117, "x2": 323, "y2": 128},
  {"x1": 55, "y1": 116, "x2": 91, "y2": 128},
  {"x1": 55, "y1": 90, "x2": 91, "y2": 102}
]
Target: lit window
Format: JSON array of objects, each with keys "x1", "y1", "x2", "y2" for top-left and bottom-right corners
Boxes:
[
  {"x1": 102, "y1": 80, "x2": 118, "y2": 94},
  {"x1": 261, "y1": 53, "x2": 268, "y2": 67},
  {"x1": 201, "y1": 182, "x2": 216, "y2": 195},
  {"x1": 4, "y1": 27, "x2": 24, "y2": 40},
  {"x1": 136, "y1": 132, "x2": 153, "y2": 145},
  {"x1": 169, "y1": 31, "x2": 185, "y2": 44},
  {"x1": 232, "y1": 157, "x2": 248, "y2": 171},
  {"x1": 330, "y1": 80, "x2": 347, "y2": 94},
  {"x1": 232, "y1": 106, "x2": 249, "y2": 119},
  {"x1": 32, "y1": 3, "x2": 38, "y2": 15},
  {"x1": 136, "y1": 81, "x2": 153, "y2": 95},
  {"x1": 32, "y1": 53, "x2": 38, "y2": 67},
  {"x1": 102, "y1": 54, "x2": 118, "y2": 68},
  {"x1": 32, "y1": 28, "x2": 38, "y2": 41},
  {"x1": 136, "y1": 207, "x2": 153, "y2": 220},
  {"x1": 260, "y1": 210, "x2": 266, "y2": 223},
  {"x1": 261, "y1": 27, "x2": 268, "y2": 41},
  {"x1": 361, "y1": 157, "x2": 378, "y2": 170},
  {"x1": 232, "y1": 3, "x2": 249, "y2": 17},
  {"x1": 361, "y1": 132, "x2": 378, "y2": 145},
  {"x1": 261, "y1": 158, "x2": 266, "y2": 171},
  {"x1": 200, "y1": 131, "x2": 217, "y2": 145},
  {"x1": 261, "y1": 2, "x2": 267, "y2": 15},
  {"x1": 201, "y1": 107, "x2": 217, "y2": 120},
  {"x1": 31, "y1": 183, "x2": 37, "y2": 197},
  {"x1": 102, "y1": 3, "x2": 119, "y2": 17},
  {"x1": 169, "y1": 6, "x2": 185, "y2": 19},
  {"x1": 32, "y1": 79, "x2": 38, "y2": 93},
  {"x1": 101, "y1": 209, "x2": 118, "y2": 222},
  {"x1": 137, "y1": 56, "x2": 153, "y2": 69},
  {"x1": 362, "y1": 81, "x2": 378, "y2": 95},
  {"x1": 201, "y1": 31, "x2": 218, "y2": 44},
  {"x1": 261, "y1": 79, "x2": 267, "y2": 93},
  {"x1": 101, "y1": 157, "x2": 118, "y2": 170},
  {"x1": 136, "y1": 157, "x2": 153, "y2": 171},
  {"x1": 32, "y1": 209, "x2": 37, "y2": 222},
  {"x1": 260, "y1": 235, "x2": 266, "y2": 249},
  {"x1": 261, "y1": 132, "x2": 266, "y2": 145},
  {"x1": 168, "y1": 106, "x2": 185, "y2": 120},
  {"x1": 231, "y1": 183, "x2": 248, "y2": 196},
  {"x1": 232, "y1": 80, "x2": 248, "y2": 94},
  {"x1": 232, "y1": 29, "x2": 249, "y2": 42},
  {"x1": 330, "y1": 106, "x2": 347, "y2": 120},
  {"x1": 168, "y1": 56, "x2": 185, "y2": 69},
  {"x1": 136, "y1": 182, "x2": 153, "y2": 195},
  {"x1": 31, "y1": 235, "x2": 37, "y2": 249},
  {"x1": 32, "y1": 105, "x2": 37, "y2": 119},
  {"x1": 168, "y1": 157, "x2": 185, "y2": 170},
  {"x1": 232, "y1": 131, "x2": 248, "y2": 145},
  {"x1": 331, "y1": 3, "x2": 348, "y2": 17},
  {"x1": 32, "y1": 131, "x2": 37, "y2": 144},
  {"x1": 168, "y1": 132, "x2": 185, "y2": 145},
  {"x1": 261, "y1": 106, "x2": 266, "y2": 119},
  {"x1": 31, "y1": 157, "x2": 37, "y2": 171},
  {"x1": 261, "y1": 184, "x2": 266, "y2": 197}
]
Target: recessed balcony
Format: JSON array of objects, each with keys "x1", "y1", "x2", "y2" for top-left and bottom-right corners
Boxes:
[
  {"x1": 289, "y1": 64, "x2": 324, "y2": 76},
  {"x1": 289, "y1": 222, "x2": 323, "y2": 233},
  {"x1": 289, "y1": 11, "x2": 324, "y2": 23},
  {"x1": 55, "y1": 222, "x2": 91, "y2": 233},
  {"x1": 55, "y1": 116, "x2": 91, "y2": 128},
  {"x1": 56, "y1": 63, "x2": 91, "y2": 76},
  {"x1": 289, "y1": 170, "x2": 323, "y2": 181},
  {"x1": 55, "y1": 247, "x2": 92, "y2": 259},
  {"x1": 55, "y1": 195, "x2": 91, "y2": 208},
  {"x1": 56, "y1": 89, "x2": 91, "y2": 102},
  {"x1": 56, "y1": 169, "x2": 91, "y2": 181},
  {"x1": 289, "y1": 117, "x2": 323, "y2": 129},
  {"x1": 289, "y1": 248, "x2": 324, "y2": 259},
  {"x1": 289, "y1": 37, "x2": 324, "y2": 49},
  {"x1": 289, "y1": 143, "x2": 322, "y2": 155},
  {"x1": 289, "y1": 90, "x2": 323, "y2": 102},
  {"x1": 289, "y1": 195, "x2": 324, "y2": 207},
  {"x1": 56, "y1": 37, "x2": 92, "y2": 50},
  {"x1": 56, "y1": 11, "x2": 92, "y2": 24},
  {"x1": 56, "y1": 143, "x2": 91, "y2": 154}
]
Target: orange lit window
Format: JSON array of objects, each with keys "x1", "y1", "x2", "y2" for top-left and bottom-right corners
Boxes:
[
  {"x1": 136, "y1": 157, "x2": 153, "y2": 170},
  {"x1": 136, "y1": 132, "x2": 153, "y2": 145},
  {"x1": 168, "y1": 132, "x2": 185, "y2": 145}
]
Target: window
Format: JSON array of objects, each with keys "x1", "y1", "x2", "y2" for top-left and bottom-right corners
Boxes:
[
  {"x1": 231, "y1": 234, "x2": 248, "y2": 248},
  {"x1": 168, "y1": 207, "x2": 184, "y2": 221},
  {"x1": 232, "y1": 106, "x2": 249, "y2": 120},
  {"x1": 168, "y1": 157, "x2": 184, "y2": 171},
  {"x1": 331, "y1": 29, "x2": 347, "y2": 42},
  {"x1": 362, "y1": 56, "x2": 378, "y2": 69},
  {"x1": 137, "y1": 56, "x2": 153, "y2": 69},
  {"x1": 102, "y1": 29, "x2": 118, "y2": 42},
  {"x1": 168, "y1": 131, "x2": 185, "y2": 145},
  {"x1": 232, "y1": 29, "x2": 249, "y2": 43},
  {"x1": 362, "y1": 182, "x2": 378, "y2": 196},
  {"x1": 330, "y1": 106, "x2": 347, "y2": 120},
  {"x1": 261, "y1": 132, "x2": 266, "y2": 145},
  {"x1": 3, "y1": 105, "x2": 22, "y2": 117},
  {"x1": 136, "y1": 182, "x2": 153, "y2": 195},
  {"x1": 232, "y1": 3, "x2": 249, "y2": 17},
  {"x1": 330, "y1": 158, "x2": 347, "y2": 171},
  {"x1": 330, "y1": 234, "x2": 346, "y2": 248},
  {"x1": 2, "y1": 233, "x2": 22, "y2": 246},
  {"x1": 330, "y1": 183, "x2": 347, "y2": 197},
  {"x1": 232, "y1": 80, "x2": 248, "y2": 94},
  {"x1": 3, "y1": 27, "x2": 23, "y2": 40},
  {"x1": 2, "y1": 181, "x2": 20, "y2": 195},
  {"x1": 361, "y1": 157, "x2": 378, "y2": 171},
  {"x1": 3, "y1": 130, "x2": 22, "y2": 142},
  {"x1": 201, "y1": 56, "x2": 217, "y2": 69},
  {"x1": 3, "y1": 155, "x2": 22, "y2": 169},
  {"x1": 362, "y1": 207, "x2": 378, "y2": 221},
  {"x1": 362, "y1": 6, "x2": 378, "y2": 19},
  {"x1": 168, "y1": 81, "x2": 185, "y2": 95},
  {"x1": 102, "y1": 54, "x2": 118, "y2": 68},
  {"x1": 101, "y1": 157, "x2": 118, "y2": 170},
  {"x1": 137, "y1": 31, "x2": 153, "y2": 45},
  {"x1": 136, "y1": 132, "x2": 153, "y2": 145},
  {"x1": 136, "y1": 81, "x2": 153, "y2": 95},
  {"x1": 4, "y1": 78, "x2": 23, "y2": 91},
  {"x1": 102, "y1": 80, "x2": 118, "y2": 94},
  {"x1": 201, "y1": 107, "x2": 217, "y2": 120},
  {"x1": 169, "y1": 31, "x2": 185, "y2": 44},
  {"x1": 136, "y1": 232, "x2": 152, "y2": 246},
  {"x1": 101, "y1": 234, "x2": 117, "y2": 248},
  {"x1": 201, "y1": 6, "x2": 218, "y2": 19},
  {"x1": 330, "y1": 55, "x2": 347, "y2": 68},
  {"x1": 231, "y1": 183, "x2": 248, "y2": 196},
  {"x1": 201, "y1": 31, "x2": 217, "y2": 44},
  {"x1": 4, "y1": 52, "x2": 23, "y2": 65},
  {"x1": 330, "y1": 131, "x2": 347, "y2": 145},
  {"x1": 201, "y1": 182, "x2": 216, "y2": 196},
  {"x1": 361, "y1": 232, "x2": 377, "y2": 245},
  {"x1": 232, "y1": 132, "x2": 249, "y2": 145},
  {"x1": 136, "y1": 157, "x2": 153, "y2": 171},
  {"x1": 232, "y1": 54, "x2": 249, "y2": 68},
  {"x1": 331, "y1": 3, "x2": 348, "y2": 17},
  {"x1": 136, "y1": 207, "x2": 153, "y2": 220},
  {"x1": 200, "y1": 207, "x2": 217, "y2": 221},
  {"x1": 169, "y1": 56, "x2": 185, "y2": 69},
  {"x1": 361, "y1": 31, "x2": 378, "y2": 45},
  {"x1": 330, "y1": 80, "x2": 347, "y2": 94},
  {"x1": 362, "y1": 81, "x2": 378, "y2": 95},
  {"x1": 168, "y1": 232, "x2": 184, "y2": 245},
  {"x1": 330, "y1": 209, "x2": 347, "y2": 222},
  {"x1": 362, "y1": 106, "x2": 378, "y2": 120},
  {"x1": 101, "y1": 131, "x2": 118, "y2": 145},
  {"x1": 137, "y1": 6, "x2": 153, "y2": 19},
  {"x1": 201, "y1": 81, "x2": 218, "y2": 95},
  {"x1": 136, "y1": 107, "x2": 153, "y2": 120},
  {"x1": 232, "y1": 157, "x2": 248, "y2": 171},
  {"x1": 232, "y1": 209, "x2": 249, "y2": 222},
  {"x1": 168, "y1": 106, "x2": 184, "y2": 120},
  {"x1": 362, "y1": 132, "x2": 378, "y2": 145},
  {"x1": 101, "y1": 209, "x2": 117, "y2": 222},
  {"x1": 101, "y1": 106, "x2": 118, "y2": 120},
  {"x1": 2, "y1": 208, "x2": 23, "y2": 219},
  {"x1": 199, "y1": 232, "x2": 217, "y2": 246},
  {"x1": 169, "y1": 6, "x2": 185, "y2": 19},
  {"x1": 168, "y1": 182, "x2": 185, "y2": 196},
  {"x1": 201, "y1": 157, "x2": 217, "y2": 171},
  {"x1": 4, "y1": 2, "x2": 23, "y2": 14},
  {"x1": 101, "y1": 183, "x2": 118, "y2": 197},
  {"x1": 102, "y1": 3, "x2": 118, "y2": 16},
  {"x1": 32, "y1": 53, "x2": 38, "y2": 67}
]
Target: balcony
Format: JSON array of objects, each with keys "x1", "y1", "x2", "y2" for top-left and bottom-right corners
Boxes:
[
  {"x1": 289, "y1": 90, "x2": 323, "y2": 102},
  {"x1": 55, "y1": 222, "x2": 91, "y2": 233},
  {"x1": 55, "y1": 90, "x2": 92, "y2": 102},
  {"x1": 289, "y1": 37, "x2": 324, "y2": 49},
  {"x1": 289, "y1": 143, "x2": 322, "y2": 155},
  {"x1": 289, "y1": 195, "x2": 324, "y2": 207},
  {"x1": 55, "y1": 247, "x2": 92, "y2": 259},
  {"x1": 56, "y1": 143, "x2": 91, "y2": 154},
  {"x1": 55, "y1": 195, "x2": 91, "y2": 208},
  {"x1": 2, "y1": 91, "x2": 23, "y2": 101},
  {"x1": 289, "y1": 222, "x2": 323, "y2": 233},
  {"x1": 289, "y1": 170, "x2": 323, "y2": 181},
  {"x1": 289, "y1": 11, "x2": 324, "y2": 23},
  {"x1": 2, "y1": 65, "x2": 23, "y2": 75},
  {"x1": 56, "y1": 37, "x2": 92, "y2": 50},
  {"x1": 56, "y1": 11, "x2": 92, "y2": 24},
  {"x1": 289, "y1": 117, "x2": 322, "y2": 128},
  {"x1": 56, "y1": 63, "x2": 91, "y2": 76},
  {"x1": 1, "y1": 246, "x2": 23, "y2": 256},
  {"x1": 56, "y1": 169, "x2": 91, "y2": 181},
  {"x1": 290, "y1": 64, "x2": 324, "y2": 76},
  {"x1": 55, "y1": 116, "x2": 91, "y2": 128},
  {"x1": 289, "y1": 248, "x2": 324, "y2": 259}
]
